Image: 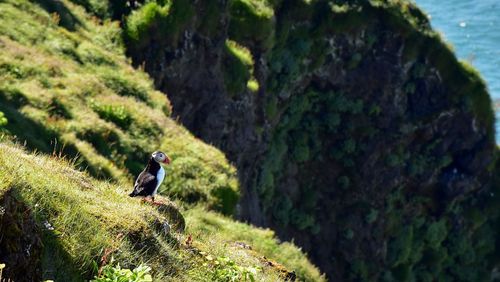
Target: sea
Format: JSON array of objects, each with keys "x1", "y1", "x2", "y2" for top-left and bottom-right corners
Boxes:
[{"x1": 415, "y1": 0, "x2": 500, "y2": 143}]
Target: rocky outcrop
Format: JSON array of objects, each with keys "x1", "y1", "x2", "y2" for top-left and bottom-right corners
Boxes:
[{"x1": 125, "y1": 0, "x2": 499, "y2": 280}]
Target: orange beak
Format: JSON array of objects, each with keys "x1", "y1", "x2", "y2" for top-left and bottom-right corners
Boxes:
[{"x1": 163, "y1": 156, "x2": 171, "y2": 165}]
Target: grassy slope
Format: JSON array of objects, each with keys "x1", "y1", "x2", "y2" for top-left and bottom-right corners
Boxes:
[
  {"x1": 0, "y1": 0, "x2": 323, "y2": 281},
  {"x1": 0, "y1": 0, "x2": 240, "y2": 213},
  {"x1": 0, "y1": 142, "x2": 322, "y2": 281}
]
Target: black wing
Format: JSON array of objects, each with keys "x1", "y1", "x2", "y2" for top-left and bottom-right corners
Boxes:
[{"x1": 129, "y1": 170, "x2": 157, "y2": 197}]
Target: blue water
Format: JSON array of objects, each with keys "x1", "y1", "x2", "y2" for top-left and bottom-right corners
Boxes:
[{"x1": 415, "y1": 0, "x2": 500, "y2": 142}]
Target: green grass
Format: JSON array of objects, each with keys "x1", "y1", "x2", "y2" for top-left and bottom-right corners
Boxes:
[
  {"x1": 125, "y1": 2, "x2": 170, "y2": 43},
  {"x1": 185, "y1": 207, "x2": 326, "y2": 281},
  {"x1": 0, "y1": 0, "x2": 239, "y2": 214},
  {"x1": 0, "y1": 142, "x2": 322, "y2": 281}
]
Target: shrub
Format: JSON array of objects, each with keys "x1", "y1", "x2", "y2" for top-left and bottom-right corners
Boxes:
[
  {"x1": 125, "y1": 0, "x2": 194, "y2": 45},
  {"x1": 76, "y1": 42, "x2": 116, "y2": 66},
  {"x1": 100, "y1": 72, "x2": 149, "y2": 102},
  {"x1": 125, "y1": 2, "x2": 170, "y2": 43},
  {"x1": 68, "y1": 0, "x2": 110, "y2": 18},
  {"x1": 90, "y1": 100, "x2": 133, "y2": 129}
]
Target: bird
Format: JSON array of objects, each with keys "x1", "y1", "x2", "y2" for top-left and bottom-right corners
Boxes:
[{"x1": 129, "y1": 151, "x2": 171, "y2": 204}]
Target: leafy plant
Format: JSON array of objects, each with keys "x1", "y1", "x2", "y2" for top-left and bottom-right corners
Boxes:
[
  {"x1": 90, "y1": 100, "x2": 133, "y2": 129},
  {"x1": 207, "y1": 255, "x2": 260, "y2": 282},
  {"x1": 91, "y1": 261, "x2": 153, "y2": 282}
]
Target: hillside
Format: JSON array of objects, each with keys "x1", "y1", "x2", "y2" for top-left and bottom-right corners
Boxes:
[
  {"x1": 0, "y1": 0, "x2": 323, "y2": 281},
  {"x1": 0, "y1": 0, "x2": 499, "y2": 281},
  {"x1": 0, "y1": 142, "x2": 322, "y2": 281}
]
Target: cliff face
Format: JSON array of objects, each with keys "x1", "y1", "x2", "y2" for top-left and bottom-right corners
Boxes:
[{"x1": 125, "y1": 0, "x2": 499, "y2": 280}]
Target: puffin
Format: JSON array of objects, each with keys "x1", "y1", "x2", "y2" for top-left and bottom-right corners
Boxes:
[{"x1": 129, "y1": 151, "x2": 171, "y2": 203}]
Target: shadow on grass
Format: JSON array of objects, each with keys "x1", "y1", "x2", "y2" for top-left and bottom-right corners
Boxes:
[
  {"x1": 41, "y1": 230, "x2": 85, "y2": 281},
  {"x1": 0, "y1": 188, "x2": 84, "y2": 281},
  {"x1": 0, "y1": 188, "x2": 44, "y2": 281},
  {"x1": 30, "y1": 0, "x2": 82, "y2": 31}
]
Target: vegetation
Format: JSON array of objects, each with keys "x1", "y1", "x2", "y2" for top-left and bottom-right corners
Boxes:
[
  {"x1": 185, "y1": 207, "x2": 324, "y2": 281},
  {"x1": 228, "y1": 0, "x2": 275, "y2": 48},
  {"x1": 124, "y1": 0, "x2": 194, "y2": 47},
  {"x1": 91, "y1": 262, "x2": 153, "y2": 282},
  {"x1": 0, "y1": 0, "x2": 239, "y2": 213},
  {"x1": 0, "y1": 0, "x2": 324, "y2": 281},
  {"x1": 223, "y1": 39, "x2": 259, "y2": 95},
  {"x1": 0, "y1": 0, "x2": 498, "y2": 281},
  {"x1": 0, "y1": 142, "x2": 322, "y2": 281}
]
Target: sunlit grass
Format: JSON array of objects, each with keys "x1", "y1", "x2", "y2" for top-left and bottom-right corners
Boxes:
[{"x1": 0, "y1": 143, "x2": 322, "y2": 281}]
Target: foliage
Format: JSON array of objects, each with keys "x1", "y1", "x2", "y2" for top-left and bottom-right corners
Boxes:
[
  {"x1": 100, "y1": 71, "x2": 150, "y2": 102},
  {"x1": 228, "y1": 0, "x2": 275, "y2": 47},
  {"x1": 124, "y1": 0, "x2": 194, "y2": 46},
  {"x1": 0, "y1": 143, "x2": 320, "y2": 281},
  {"x1": 0, "y1": 0, "x2": 237, "y2": 211},
  {"x1": 90, "y1": 99, "x2": 133, "y2": 129},
  {"x1": 223, "y1": 39, "x2": 258, "y2": 95},
  {"x1": 0, "y1": 112, "x2": 7, "y2": 128},
  {"x1": 0, "y1": 263, "x2": 5, "y2": 281},
  {"x1": 206, "y1": 255, "x2": 259, "y2": 282},
  {"x1": 185, "y1": 207, "x2": 325, "y2": 281},
  {"x1": 91, "y1": 261, "x2": 153, "y2": 282},
  {"x1": 125, "y1": 2, "x2": 170, "y2": 43}
]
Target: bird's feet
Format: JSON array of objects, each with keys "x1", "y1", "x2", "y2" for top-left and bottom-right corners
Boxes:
[{"x1": 141, "y1": 197, "x2": 163, "y2": 206}]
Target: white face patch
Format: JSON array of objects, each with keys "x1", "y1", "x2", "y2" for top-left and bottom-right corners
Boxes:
[{"x1": 153, "y1": 152, "x2": 166, "y2": 163}]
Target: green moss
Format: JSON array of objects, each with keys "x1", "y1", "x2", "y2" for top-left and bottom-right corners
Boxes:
[
  {"x1": 124, "y1": 2, "x2": 170, "y2": 43},
  {"x1": 228, "y1": 0, "x2": 275, "y2": 48},
  {"x1": 223, "y1": 40, "x2": 257, "y2": 96},
  {"x1": 125, "y1": 0, "x2": 194, "y2": 47}
]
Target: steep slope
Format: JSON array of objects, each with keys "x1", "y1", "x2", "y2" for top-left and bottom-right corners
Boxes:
[
  {"x1": 121, "y1": 0, "x2": 500, "y2": 280},
  {"x1": 0, "y1": 0, "x2": 239, "y2": 215}
]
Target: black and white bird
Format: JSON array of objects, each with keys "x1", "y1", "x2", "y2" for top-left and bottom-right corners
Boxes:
[{"x1": 129, "y1": 151, "x2": 171, "y2": 204}]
